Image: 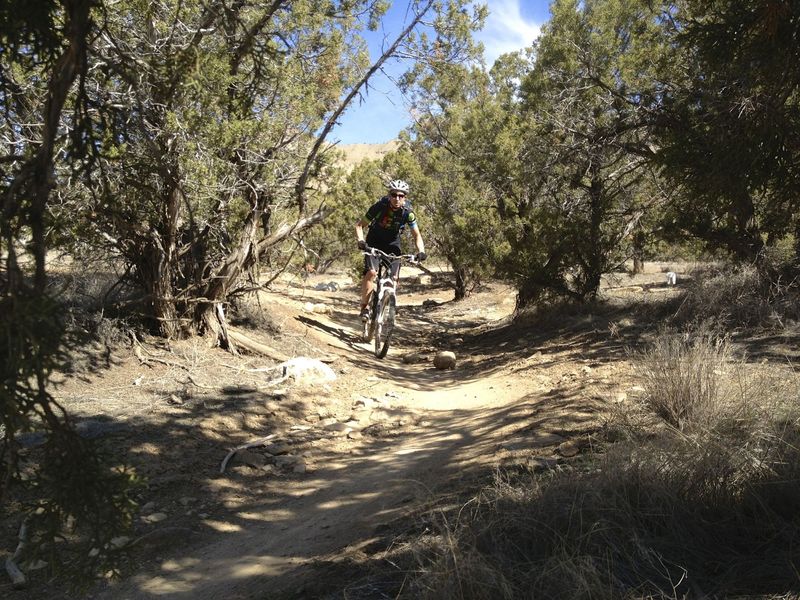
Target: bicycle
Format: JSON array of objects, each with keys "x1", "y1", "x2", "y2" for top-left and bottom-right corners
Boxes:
[{"x1": 360, "y1": 247, "x2": 419, "y2": 359}]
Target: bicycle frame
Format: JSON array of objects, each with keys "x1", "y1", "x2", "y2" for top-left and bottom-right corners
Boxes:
[{"x1": 361, "y1": 248, "x2": 417, "y2": 358}]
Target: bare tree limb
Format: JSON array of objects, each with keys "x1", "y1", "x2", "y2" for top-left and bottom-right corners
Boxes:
[{"x1": 294, "y1": 0, "x2": 436, "y2": 212}]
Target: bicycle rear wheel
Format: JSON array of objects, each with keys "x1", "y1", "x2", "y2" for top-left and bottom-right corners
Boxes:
[{"x1": 374, "y1": 294, "x2": 396, "y2": 358}]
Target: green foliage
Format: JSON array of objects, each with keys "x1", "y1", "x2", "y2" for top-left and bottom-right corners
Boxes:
[
  {"x1": 28, "y1": 430, "x2": 140, "y2": 583},
  {"x1": 304, "y1": 157, "x2": 387, "y2": 272},
  {"x1": 0, "y1": 0, "x2": 63, "y2": 64},
  {"x1": 502, "y1": 0, "x2": 669, "y2": 305},
  {"x1": 404, "y1": 141, "x2": 505, "y2": 299},
  {"x1": 655, "y1": 0, "x2": 800, "y2": 262},
  {"x1": 46, "y1": 0, "x2": 389, "y2": 335},
  {"x1": 1, "y1": 0, "x2": 141, "y2": 584},
  {"x1": 399, "y1": 0, "x2": 799, "y2": 308},
  {"x1": 1, "y1": 291, "x2": 139, "y2": 584}
]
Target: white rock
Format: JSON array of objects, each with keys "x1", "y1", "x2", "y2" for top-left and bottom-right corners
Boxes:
[
  {"x1": 370, "y1": 409, "x2": 394, "y2": 422},
  {"x1": 325, "y1": 422, "x2": 353, "y2": 434},
  {"x1": 25, "y1": 559, "x2": 48, "y2": 571},
  {"x1": 237, "y1": 449, "x2": 267, "y2": 468},
  {"x1": 110, "y1": 536, "x2": 131, "y2": 549},
  {"x1": 324, "y1": 421, "x2": 349, "y2": 430},
  {"x1": 142, "y1": 512, "x2": 168, "y2": 524},
  {"x1": 314, "y1": 281, "x2": 340, "y2": 292},
  {"x1": 264, "y1": 442, "x2": 291, "y2": 455},
  {"x1": 269, "y1": 357, "x2": 337, "y2": 386}
]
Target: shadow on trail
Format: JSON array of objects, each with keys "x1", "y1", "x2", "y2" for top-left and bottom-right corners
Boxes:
[
  {"x1": 295, "y1": 314, "x2": 363, "y2": 348},
  {"x1": 23, "y1": 284, "x2": 798, "y2": 600},
  {"x1": 70, "y1": 374, "x2": 603, "y2": 600},
  {"x1": 20, "y1": 312, "x2": 607, "y2": 600},
  {"x1": 299, "y1": 298, "x2": 646, "y2": 393}
]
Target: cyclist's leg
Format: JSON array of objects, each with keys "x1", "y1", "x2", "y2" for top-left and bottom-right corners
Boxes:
[{"x1": 360, "y1": 254, "x2": 379, "y2": 317}]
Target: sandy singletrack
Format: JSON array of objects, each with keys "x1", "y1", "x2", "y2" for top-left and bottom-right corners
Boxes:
[{"x1": 10, "y1": 269, "x2": 663, "y2": 599}]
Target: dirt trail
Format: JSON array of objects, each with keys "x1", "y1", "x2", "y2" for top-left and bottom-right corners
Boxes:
[{"x1": 53, "y1": 273, "x2": 631, "y2": 599}]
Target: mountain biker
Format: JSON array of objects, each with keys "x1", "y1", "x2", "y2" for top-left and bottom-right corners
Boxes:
[{"x1": 355, "y1": 179, "x2": 427, "y2": 321}]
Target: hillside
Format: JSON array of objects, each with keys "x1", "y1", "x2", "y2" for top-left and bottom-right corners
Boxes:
[{"x1": 334, "y1": 141, "x2": 399, "y2": 173}]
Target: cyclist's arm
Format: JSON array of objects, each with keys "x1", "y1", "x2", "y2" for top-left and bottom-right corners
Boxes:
[
  {"x1": 355, "y1": 218, "x2": 369, "y2": 246},
  {"x1": 356, "y1": 201, "x2": 383, "y2": 245},
  {"x1": 410, "y1": 223, "x2": 425, "y2": 254}
]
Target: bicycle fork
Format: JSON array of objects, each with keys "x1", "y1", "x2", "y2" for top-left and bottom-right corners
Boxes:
[{"x1": 375, "y1": 276, "x2": 395, "y2": 324}]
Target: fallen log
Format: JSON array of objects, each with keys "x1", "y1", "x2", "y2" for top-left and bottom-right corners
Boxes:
[{"x1": 227, "y1": 328, "x2": 290, "y2": 362}]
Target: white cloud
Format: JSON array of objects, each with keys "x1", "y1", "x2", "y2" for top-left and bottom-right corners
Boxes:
[{"x1": 476, "y1": 0, "x2": 543, "y2": 66}]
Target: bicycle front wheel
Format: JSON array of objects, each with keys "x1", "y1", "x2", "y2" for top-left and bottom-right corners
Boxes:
[{"x1": 374, "y1": 294, "x2": 396, "y2": 359}]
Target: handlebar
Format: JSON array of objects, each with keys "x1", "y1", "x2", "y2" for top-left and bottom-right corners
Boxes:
[{"x1": 361, "y1": 247, "x2": 420, "y2": 264}]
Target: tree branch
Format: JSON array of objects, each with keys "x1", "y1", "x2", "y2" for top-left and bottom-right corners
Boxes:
[{"x1": 294, "y1": 0, "x2": 435, "y2": 212}]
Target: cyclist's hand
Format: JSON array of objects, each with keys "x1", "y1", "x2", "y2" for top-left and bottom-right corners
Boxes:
[
  {"x1": 416, "y1": 251, "x2": 427, "y2": 262},
  {"x1": 358, "y1": 240, "x2": 368, "y2": 251}
]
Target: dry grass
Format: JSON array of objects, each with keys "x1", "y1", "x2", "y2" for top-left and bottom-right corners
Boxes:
[
  {"x1": 672, "y1": 264, "x2": 800, "y2": 329},
  {"x1": 406, "y1": 333, "x2": 800, "y2": 599},
  {"x1": 636, "y1": 330, "x2": 732, "y2": 430}
]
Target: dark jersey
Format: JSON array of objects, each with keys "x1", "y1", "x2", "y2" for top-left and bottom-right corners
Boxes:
[{"x1": 364, "y1": 197, "x2": 418, "y2": 250}]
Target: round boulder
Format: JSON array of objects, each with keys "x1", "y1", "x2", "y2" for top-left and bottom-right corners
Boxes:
[{"x1": 433, "y1": 351, "x2": 456, "y2": 370}]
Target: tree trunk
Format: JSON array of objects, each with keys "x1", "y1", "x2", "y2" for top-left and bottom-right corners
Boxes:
[
  {"x1": 197, "y1": 206, "x2": 330, "y2": 348},
  {"x1": 140, "y1": 179, "x2": 182, "y2": 338},
  {"x1": 453, "y1": 267, "x2": 467, "y2": 301},
  {"x1": 583, "y1": 173, "x2": 605, "y2": 301},
  {"x1": 730, "y1": 189, "x2": 764, "y2": 262},
  {"x1": 631, "y1": 231, "x2": 646, "y2": 275}
]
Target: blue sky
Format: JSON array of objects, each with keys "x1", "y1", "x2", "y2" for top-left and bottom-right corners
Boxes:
[{"x1": 331, "y1": 0, "x2": 551, "y2": 145}]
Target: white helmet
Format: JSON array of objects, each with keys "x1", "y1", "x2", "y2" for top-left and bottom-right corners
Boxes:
[{"x1": 387, "y1": 179, "x2": 410, "y2": 194}]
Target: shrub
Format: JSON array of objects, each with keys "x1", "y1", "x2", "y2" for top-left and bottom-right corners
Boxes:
[
  {"x1": 636, "y1": 330, "x2": 731, "y2": 430},
  {"x1": 672, "y1": 264, "x2": 800, "y2": 328}
]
